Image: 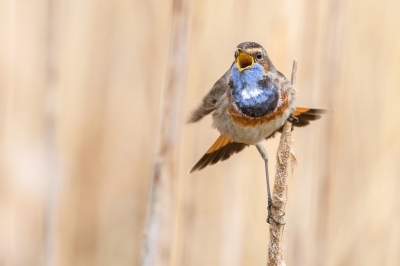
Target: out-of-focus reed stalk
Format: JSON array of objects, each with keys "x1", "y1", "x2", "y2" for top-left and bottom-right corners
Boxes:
[
  {"x1": 140, "y1": 0, "x2": 192, "y2": 265},
  {"x1": 44, "y1": 1, "x2": 60, "y2": 266},
  {"x1": 267, "y1": 60, "x2": 297, "y2": 266}
]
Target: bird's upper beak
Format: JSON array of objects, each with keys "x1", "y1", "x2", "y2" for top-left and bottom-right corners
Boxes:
[{"x1": 236, "y1": 50, "x2": 254, "y2": 72}]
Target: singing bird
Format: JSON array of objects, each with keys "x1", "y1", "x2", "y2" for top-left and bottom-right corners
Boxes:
[{"x1": 188, "y1": 42, "x2": 325, "y2": 223}]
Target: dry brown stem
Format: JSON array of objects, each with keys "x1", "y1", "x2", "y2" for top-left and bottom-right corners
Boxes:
[
  {"x1": 267, "y1": 60, "x2": 297, "y2": 266},
  {"x1": 140, "y1": 0, "x2": 192, "y2": 265}
]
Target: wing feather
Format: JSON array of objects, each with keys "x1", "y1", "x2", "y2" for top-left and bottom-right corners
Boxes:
[{"x1": 188, "y1": 69, "x2": 230, "y2": 123}]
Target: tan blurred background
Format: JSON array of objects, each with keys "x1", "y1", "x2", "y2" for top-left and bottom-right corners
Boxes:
[{"x1": 1, "y1": 0, "x2": 400, "y2": 265}]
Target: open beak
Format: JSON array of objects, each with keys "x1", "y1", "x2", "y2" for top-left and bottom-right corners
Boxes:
[{"x1": 236, "y1": 50, "x2": 254, "y2": 72}]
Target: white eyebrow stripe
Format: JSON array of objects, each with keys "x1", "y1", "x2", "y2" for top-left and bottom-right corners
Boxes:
[{"x1": 245, "y1": 48, "x2": 259, "y2": 54}]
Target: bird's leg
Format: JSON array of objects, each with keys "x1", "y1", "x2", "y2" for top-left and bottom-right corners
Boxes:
[
  {"x1": 288, "y1": 114, "x2": 299, "y2": 123},
  {"x1": 255, "y1": 143, "x2": 285, "y2": 225}
]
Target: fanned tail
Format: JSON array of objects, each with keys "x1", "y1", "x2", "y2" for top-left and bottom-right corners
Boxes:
[
  {"x1": 188, "y1": 135, "x2": 248, "y2": 173},
  {"x1": 292, "y1": 107, "x2": 327, "y2": 127}
]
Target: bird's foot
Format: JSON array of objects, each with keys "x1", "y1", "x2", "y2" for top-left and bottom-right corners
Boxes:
[
  {"x1": 288, "y1": 114, "x2": 299, "y2": 123},
  {"x1": 266, "y1": 198, "x2": 286, "y2": 225}
]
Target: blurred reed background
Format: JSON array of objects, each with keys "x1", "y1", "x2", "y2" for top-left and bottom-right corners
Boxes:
[{"x1": 1, "y1": 0, "x2": 400, "y2": 265}]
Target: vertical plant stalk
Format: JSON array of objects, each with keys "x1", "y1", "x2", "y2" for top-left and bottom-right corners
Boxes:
[
  {"x1": 141, "y1": 0, "x2": 192, "y2": 265},
  {"x1": 44, "y1": 1, "x2": 60, "y2": 265},
  {"x1": 267, "y1": 60, "x2": 297, "y2": 266}
]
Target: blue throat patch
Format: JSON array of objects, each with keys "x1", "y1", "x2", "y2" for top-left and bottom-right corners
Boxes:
[{"x1": 230, "y1": 63, "x2": 278, "y2": 117}]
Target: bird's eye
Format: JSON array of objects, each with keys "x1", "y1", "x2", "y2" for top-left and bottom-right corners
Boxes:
[{"x1": 256, "y1": 52, "x2": 262, "y2": 59}]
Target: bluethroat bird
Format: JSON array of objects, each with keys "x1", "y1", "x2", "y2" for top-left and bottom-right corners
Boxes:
[{"x1": 188, "y1": 42, "x2": 325, "y2": 224}]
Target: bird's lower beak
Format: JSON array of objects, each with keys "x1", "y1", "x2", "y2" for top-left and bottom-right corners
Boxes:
[{"x1": 236, "y1": 50, "x2": 254, "y2": 72}]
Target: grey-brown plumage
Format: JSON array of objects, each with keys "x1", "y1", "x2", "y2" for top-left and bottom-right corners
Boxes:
[{"x1": 188, "y1": 70, "x2": 230, "y2": 123}]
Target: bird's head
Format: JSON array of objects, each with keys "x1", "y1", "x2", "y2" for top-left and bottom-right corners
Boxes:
[{"x1": 234, "y1": 42, "x2": 272, "y2": 73}]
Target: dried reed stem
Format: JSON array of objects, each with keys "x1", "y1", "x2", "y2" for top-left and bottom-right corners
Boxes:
[
  {"x1": 140, "y1": 0, "x2": 192, "y2": 265},
  {"x1": 267, "y1": 60, "x2": 297, "y2": 266}
]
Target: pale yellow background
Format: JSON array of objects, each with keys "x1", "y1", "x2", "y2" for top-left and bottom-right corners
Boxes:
[{"x1": 1, "y1": 0, "x2": 399, "y2": 265}]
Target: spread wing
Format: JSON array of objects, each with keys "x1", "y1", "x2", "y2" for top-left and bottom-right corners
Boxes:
[
  {"x1": 188, "y1": 69, "x2": 231, "y2": 123},
  {"x1": 188, "y1": 135, "x2": 248, "y2": 173}
]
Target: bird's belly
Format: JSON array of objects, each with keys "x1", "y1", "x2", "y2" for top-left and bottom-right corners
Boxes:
[{"x1": 212, "y1": 105, "x2": 293, "y2": 145}]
